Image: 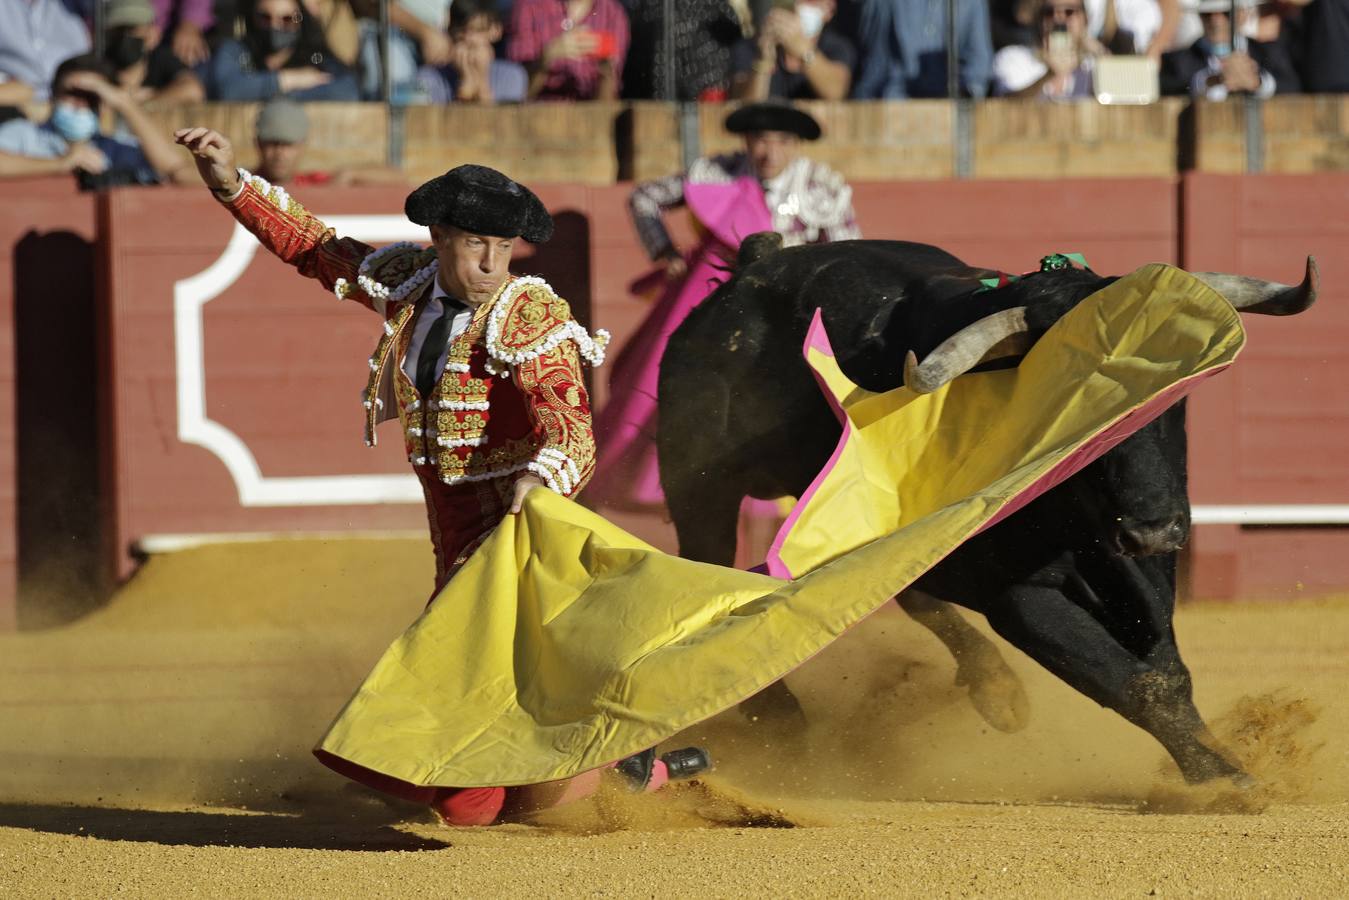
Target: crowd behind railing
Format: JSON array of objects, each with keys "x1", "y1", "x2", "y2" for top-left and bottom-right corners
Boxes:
[{"x1": 1, "y1": 0, "x2": 1345, "y2": 185}]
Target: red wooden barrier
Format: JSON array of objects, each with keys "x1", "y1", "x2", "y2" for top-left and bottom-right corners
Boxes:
[
  {"x1": 95, "y1": 178, "x2": 1179, "y2": 587},
  {"x1": 1182, "y1": 174, "x2": 1349, "y2": 599},
  {"x1": 4, "y1": 172, "x2": 1339, "y2": 628},
  {"x1": 99, "y1": 183, "x2": 649, "y2": 583},
  {"x1": 0, "y1": 179, "x2": 98, "y2": 628}
]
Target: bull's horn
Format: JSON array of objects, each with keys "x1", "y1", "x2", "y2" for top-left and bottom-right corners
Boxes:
[
  {"x1": 904, "y1": 306, "x2": 1030, "y2": 394},
  {"x1": 737, "y1": 231, "x2": 784, "y2": 268},
  {"x1": 1191, "y1": 256, "x2": 1318, "y2": 316}
]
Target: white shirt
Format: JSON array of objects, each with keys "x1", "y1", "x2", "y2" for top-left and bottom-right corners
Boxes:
[
  {"x1": 1084, "y1": 0, "x2": 1166, "y2": 52},
  {"x1": 401, "y1": 278, "x2": 474, "y2": 388}
]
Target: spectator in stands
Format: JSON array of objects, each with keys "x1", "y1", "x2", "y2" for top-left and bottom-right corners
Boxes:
[
  {"x1": 418, "y1": 0, "x2": 530, "y2": 103},
  {"x1": 151, "y1": 0, "x2": 213, "y2": 66},
  {"x1": 1293, "y1": 0, "x2": 1349, "y2": 92},
  {"x1": 357, "y1": 0, "x2": 453, "y2": 101},
  {"x1": 1160, "y1": 0, "x2": 1277, "y2": 98},
  {"x1": 0, "y1": 54, "x2": 191, "y2": 186},
  {"x1": 250, "y1": 97, "x2": 407, "y2": 184},
  {"x1": 204, "y1": 0, "x2": 360, "y2": 100},
  {"x1": 624, "y1": 0, "x2": 744, "y2": 100},
  {"x1": 730, "y1": 0, "x2": 854, "y2": 100},
  {"x1": 105, "y1": 0, "x2": 206, "y2": 103},
  {"x1": 991, "y1": 0, "x2": 1039, "y2": 47},
  {"x1": 995, "y1": 0, "x2": 1180, "y2": 56},
  {"x1": 1245, "y1": 1, "x2": 1302, "y2": 93},
  {"x1": 507, "y1": 0, "x2": 630, "y2": 100},
  {"x1": 0, "y1": 0, "x2": 91, "y2": 102},
  {"x1": 1119, "y1": 0, "x2": 1182, "y2": 58},
  {"x1": 303, "y1": 0, "x2": 362, "y2": 69},
  {"x1": 993, "y1": 0, "x2": 1101, "y2": 97},
  {"x1": 0, "y1": 76, "x2": 35, "y2": 118},
  {"x1": 853, "y1": 0, "x2": 994, "y2": 98}
]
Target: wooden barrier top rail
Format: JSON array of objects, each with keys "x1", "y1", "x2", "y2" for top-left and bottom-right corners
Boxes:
[{"x1": 127, "y1": 97, "x2": 1349, "y2": 185}]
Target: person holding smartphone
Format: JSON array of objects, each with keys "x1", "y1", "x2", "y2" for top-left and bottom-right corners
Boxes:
[
  {"x1": 507, "y1": 0, "x2": 630, "y2": 100},
  {"x1": 992, "y1": 0, "x2": 1102, "y2": 98},
  {"x1": 731, "y1": 0, "x2": 854, "y2": 100}
]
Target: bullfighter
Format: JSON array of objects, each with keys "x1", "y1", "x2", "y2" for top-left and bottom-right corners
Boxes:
[
  {"x1": 174, "y1": 126, "x2": 710, "y2": 826},
  {"x1": 587, "y1": 101, "x2": 860, "y2": 513}
]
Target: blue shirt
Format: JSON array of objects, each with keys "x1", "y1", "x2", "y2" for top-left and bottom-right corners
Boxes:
[
  {"x1": 0, "y1": 0, "x2": 92, "y2": 101},
  {"x1": 853, "y1": 0, "x2": 993, "y2": 100},
  {"x1": 0, "y1": 117, "x2": 159, "y2": 184},
  {"x1": 417, "y1": 59, "x2": 529, "y2": 104},
  {"x1": 202, "y1": 39, "x2": 361, "y2": 102}
]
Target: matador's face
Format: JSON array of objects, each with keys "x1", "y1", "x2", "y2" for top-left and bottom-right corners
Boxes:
[
  {"x1": 745, "y1": 131, "x2": 800, "y2": 181},
  {"x1": 431, "y1": 225, "x2": 516, "y2": 306}
]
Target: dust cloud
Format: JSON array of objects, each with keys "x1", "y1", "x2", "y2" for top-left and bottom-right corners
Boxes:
[{"x1": 1, "y1": 542, "x2": 1346, "y2": 897}]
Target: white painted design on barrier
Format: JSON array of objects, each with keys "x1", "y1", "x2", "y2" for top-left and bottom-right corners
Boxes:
[
  {"x1": 174, "y1": 215, "x2": 426, "y2": 506},
  {"x1": 176, "y1": 220, "x2": 1349, "y2": 520}
]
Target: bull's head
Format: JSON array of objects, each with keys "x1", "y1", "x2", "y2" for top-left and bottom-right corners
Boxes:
[
  {"x1": 903, "y1": 258, "x2": 1319, "y2": 556},
  {"x1": 903, "y1": 258, "x2": 1319, "y2": 394},
  {"x1": 1074, "y1": 404, "x2": 1191, "y2": 556}
]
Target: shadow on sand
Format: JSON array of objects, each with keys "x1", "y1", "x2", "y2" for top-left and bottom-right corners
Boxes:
[{"x1": 0, "y1": 801, "x2": 451, "y2": 851}]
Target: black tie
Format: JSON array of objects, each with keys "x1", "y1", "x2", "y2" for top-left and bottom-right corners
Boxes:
[{"x1": 415, "y1": 299, "x2": 462, "y2": 398}]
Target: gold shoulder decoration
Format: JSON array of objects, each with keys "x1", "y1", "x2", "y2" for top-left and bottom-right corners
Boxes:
[
  {"x1": 484, "y1": 276, "x2": 610, "y2": 374},
  {"x1": 339, "y1": 243, "x2": 439, "y2": 305}
]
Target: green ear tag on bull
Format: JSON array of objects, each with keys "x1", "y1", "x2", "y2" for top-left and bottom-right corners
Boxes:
[{"x1": 1040, "y1": 252, "x2": 1091, "y2": 272}]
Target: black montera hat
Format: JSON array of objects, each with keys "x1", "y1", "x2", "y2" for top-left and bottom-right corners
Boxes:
[
  {"x1": 724, "y1": 101, "x2": 822, "y2": 141},
  {"x1": 404, "y1": 165, "x2": 554, "y2": 243}
]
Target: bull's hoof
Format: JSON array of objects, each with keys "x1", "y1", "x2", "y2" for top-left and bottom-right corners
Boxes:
[{"x1": 955, "y1": 653, "x2": 1031, "y2": 733}]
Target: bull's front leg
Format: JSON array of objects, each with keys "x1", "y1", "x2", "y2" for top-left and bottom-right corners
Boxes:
[
  {"x1": 665, "y1": 475, "x2": 808, "y2": 729},
  {"x1": 981, "y1": 582, "x2": 1246, "y2": 784},
  {"x1": 897, "y1": 590, "x2": 1030, "y2": 733}
]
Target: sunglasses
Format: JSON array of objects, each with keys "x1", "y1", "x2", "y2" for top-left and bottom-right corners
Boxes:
[{"x1": 255, "y1": 11, "x2": 303, "y2": 28}]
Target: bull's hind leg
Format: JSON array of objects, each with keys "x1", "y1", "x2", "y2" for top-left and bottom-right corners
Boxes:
[
  {"x1": 666, "y1": 478, "x2": 806, "y2": 729},
  {"x1": 898, "y1": 590, "x2": 1030, "y2": 733},
  {"x1": 982, "y1": 584, "x2": 1244, "y2": 784}
]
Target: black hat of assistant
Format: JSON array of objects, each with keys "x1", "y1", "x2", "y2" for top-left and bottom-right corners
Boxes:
[
  {"x1": 404, "y1": 165, "x2": 554, "y2": 243},
  {"x1": 724, "y1": 101, "x2": 822, "y2": 141}
]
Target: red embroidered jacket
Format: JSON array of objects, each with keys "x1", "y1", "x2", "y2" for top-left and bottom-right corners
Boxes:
[{"x1": 220, "y1": 169, "x2": 608, "y2": 497}]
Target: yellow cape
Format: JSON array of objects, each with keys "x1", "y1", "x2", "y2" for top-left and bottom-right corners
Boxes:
[{"x1": 317, "y1": 264, "x2": 1244, "y2": 788}]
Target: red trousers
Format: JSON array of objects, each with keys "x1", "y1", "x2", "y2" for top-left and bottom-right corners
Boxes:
[{"x1": 416, "y1": 465, "x2": 512, "y2": 598}]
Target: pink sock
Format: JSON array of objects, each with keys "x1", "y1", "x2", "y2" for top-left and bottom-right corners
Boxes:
[
  {"x1": 601, "y1": 757, "x2": 670, "y2": 792},
  {"x1": 643, "y1": 759, "x2": 669, "y2": 793}
]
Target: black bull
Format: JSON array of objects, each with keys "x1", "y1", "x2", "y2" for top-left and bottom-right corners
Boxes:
[{"x1": 654, "y1": 238, "x2": 1317, "y2": 785}]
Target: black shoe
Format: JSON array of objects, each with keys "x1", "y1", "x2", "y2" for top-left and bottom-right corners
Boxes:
[
  {"x1": 661, "y1": 746, "x2": 712, "y2": 780},
  {"x1": 614, "y1": 747, "x2": 657, "y2": 791}
]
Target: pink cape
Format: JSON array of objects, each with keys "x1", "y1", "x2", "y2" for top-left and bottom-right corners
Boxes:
[{"x1": 588, "y1": 177, "x2": 773, "y2": 511}]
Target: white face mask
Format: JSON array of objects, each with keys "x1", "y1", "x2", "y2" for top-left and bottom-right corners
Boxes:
[{"x1": 797, "y1": 3, "x2": 825, "y2": 39}]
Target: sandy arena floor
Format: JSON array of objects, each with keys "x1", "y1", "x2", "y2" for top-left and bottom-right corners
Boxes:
[{"x1": 1, "y1": 541, "x2": 1345, "y2": 898}]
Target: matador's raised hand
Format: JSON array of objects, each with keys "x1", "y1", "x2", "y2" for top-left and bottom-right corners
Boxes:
[{"x1": 174, "y1": 127, "x2": 242, "y2": 197}]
